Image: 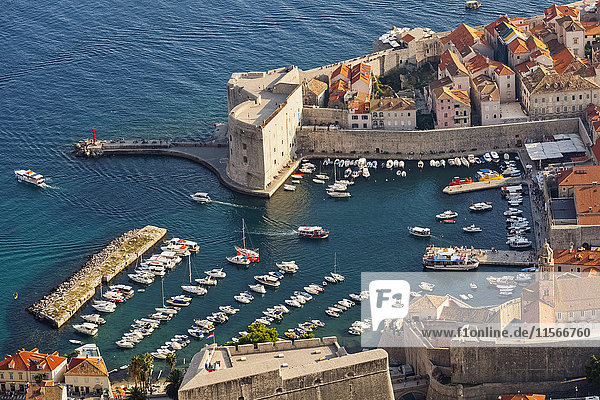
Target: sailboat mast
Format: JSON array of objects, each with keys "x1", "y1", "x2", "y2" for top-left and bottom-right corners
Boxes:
[
  {"x1": 161, "y1": 278, "x2": 165, "y2": 308},
  {"x1": 242, "y1": 218, "x2": 246, "y2": 249},
  {"x1": 334, "y1": 252, "x2": 337, "y2": 273},
  {"x1": 188, "y1": 254, "x2": 192, "y2": 284}
]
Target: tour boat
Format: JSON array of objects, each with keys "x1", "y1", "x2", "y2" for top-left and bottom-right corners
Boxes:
[
  {"x1": 254, "y1": 275, "x2": 280, "y2": 287},
  {"x1": 469, "y1": 202, "x2": 492, "y2": 212},
  {"x1": 283, "y1": 184, "x2": 296, "y2": 191},
  {"x1": 328, "y1": 191, "x2": 351, "y2": 198},
  {"x1": 418, "y1": 282, "x2": 435, "y2": 292},
  {"x1": 448, "y1": 177, "x2": 475, "y2": 186},
  {"x1": 422, "y1": 246, "x2": 479, "y2": 271},
  {"x1": 462, "y1": 224, "x2": 482, "y2": 233},
  {"x1": 408, "y1": 226, "x2": 431, "y2": 238},
  {"x1": 466, "y1": 0, "x2": 482, "y2": 9},
  {"x1": 234, "y1": 219, "x2": 259, "y2": 262},
  {"x1": 14, "y1": 169, "x2": 46, "y2": 187},
  {"x1": 477, "y1": 169, "x2": 503, "y2": 182},
  {"x1": 249, "y1": 283, "x2": 267, "y2": 294},
  {"x1": 436, "y1": 210, "x2": 458, "y2": 219},
  {"x1": 227, "y1": 254, "x2": 251, "y2": 266},
  {"x1": 297, "y1": 226, "x2": 330, "y2": 239},
  {"x1": 190, "y1": 192, "x2": 212, "y2": 204},
  {"x1": 205, "y1": 268, "x2": 226, "y2": 278},
  {"x1": 73, "y1": 322, "x2": 98, "y2": 336}
]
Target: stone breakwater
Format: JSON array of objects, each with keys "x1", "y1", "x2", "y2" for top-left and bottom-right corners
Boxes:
[{"x1": 27, "y1": 225, "x2": 167, "y2": 328}]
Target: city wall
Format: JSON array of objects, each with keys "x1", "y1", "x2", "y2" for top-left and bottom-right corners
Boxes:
[
  {"x1": 550, "y1": 224, "x2": 600, "y2": 248},
  {"x1": 302, "y1": 107, "x2": 348, "y2": 128},
  {"x1": 297, "y1": 118, "x2": 580, "y2": 159}
]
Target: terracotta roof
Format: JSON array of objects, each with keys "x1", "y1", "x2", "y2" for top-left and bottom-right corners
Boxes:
[
  {"x1": 330, "y1": 64, "x2": 350, "y2": 81},
  {"x1": 526, "y1": 35, "x2": 547, "y2": 52},
  {"x1": 402, "y1": 34, "x2": 415, "y2": 43},
  {"x1": 65, "y1": 358, "x2": 108, "y2": 377},
  {"x1": 555, "y1": 275, "x2": 600, "y2": 312},
  {"x1": 520, "y1": 65, "x2": 599, "y2": 94},
  {"x1": 433, "y1": 86, "x2": 471, "y2": 106},
  {"x1": 473, "y1": 75, "x2": 500, "y2": 102},
  {"x1": 544, "y1": 4, "x2": 580, "y2": 23},
  {"x1": 508, "y1": 38, "x2": 529, "y2": 54},
  {"x1": 583, "y1": 21, "x2": 600, "y2": 36},
  {"x1": 370, "y1": 97, "x2": 416, "y2": 112},
  {"x1": 329, "y1": 79, "x2": 348, "y2": 94},
  {"x1": 409, "y1": 294, "x2": 448, "y2": 311},
  {"x1": 305, "y1": 78, "x2": 327, "y2": 96},
  {"x1": 514, "y1": 60, "x2": 537, "y2": 74},
  {"x1": 559, "y1": 166, "x2": 600, "y2": 186},
  {"x1": 530, "y1": 25, "x2": 547, "y2": 35},
  {"x1": 442, "y1": 24, "x2": 484, "y2": 49},
  {"x1": 574, "y1": 185, "x2": 600, "y2": 224},
  {"x1": 464, "y1": 54, "x2": 514, "y2": 76},
  {"x1": 429, "y1": 77, "x2": 453, "y2": 91},
  {"x1": 0, "y1": 349, "x2": 66, "y2": 373},
  {"x1": 26, "y1": 383, "x2": 65, "y2": 400},
  {"x1": 485, "y1": 15, "x2": 511, "y2": 35},
  {"x1": 499, "y1": 395, "x2": 545, "y2": 400},
  {"x1": 439, "y1": 49, "x2": 468, "y2": 77},
  {"x1": 556, "y1": 15, "x2": 584, "y2": 32},
  {"x1": 554, "y1": 248, "x2": 600, "y2": 266}
]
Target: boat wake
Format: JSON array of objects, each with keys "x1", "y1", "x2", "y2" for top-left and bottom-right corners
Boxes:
[{"x1": 211, "y1": 200, "x2": 259, "y2": 209}]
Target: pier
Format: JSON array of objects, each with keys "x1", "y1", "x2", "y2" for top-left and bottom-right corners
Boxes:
[
  {"x1": 74, "y1": 139, "x2": 300, "y2": 198},
  {"x1": 425, "y1": 246, "x2": 537, "y2": 267},
  {"x1": 442, "y1": 177, "x2": 522, "y2": 194},
  {"x1": 27, "y1": 225, "x2": 166, "y2": 328}
]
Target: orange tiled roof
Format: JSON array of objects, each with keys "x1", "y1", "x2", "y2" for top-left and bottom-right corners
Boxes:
[
  {"x1": 499, "y1": 395, "x2": 545, "y2": 400},
  {"x1": 442, "y1": 24, "x2": 484, "y2": 49},
  {"x1": 583, "y1": 21, "x2": 600, "y2": 36},
  {"x1": 530, "y1": 25, "x2": 546, "y2": 35},
  {"x1": 592, "y1": 138, "x2": 600, "y2": 164},
  {"x1": 508, "y1": 38, "x2": 529, "y2": 54},
  {"x1": 330, "y1": 63, "x2": 350, "y2": 81},
  {"x1": 575, "y1": 185, "x2": 600, "y2": 225},
  {"x1": 434, "y1": 86, "x2": 471, "y2": 106},
  {"x1": 329, "y1": 79, "x2": 348, "y2": 94},
  {"x1": 403, "y1": 34, "x2": 415, "y2": 43},
  {"x1": 544, "y1": 4, "x2": 579, "y2": 22},
  {"x1": 559, "y1": 166, "x2": 600, "y2": 186},
  {"x1": 439, "y1": 49, "x2": 469, "y2": 77},
  {"x1": 485, "y1": 16, "x2": 511, "y2": 35},
  {"x1": 65, "y1": 358, "x2": 108, "y2": 377},
  {"x1": 526, "y1": 35, "x2": 547, "y2": 52},
  {"x1": 0, "y1": 349, "x2": 66, "y2": 373},
  {"x1": 514, "y1": 60, "x2": 537, "y2": 74}
]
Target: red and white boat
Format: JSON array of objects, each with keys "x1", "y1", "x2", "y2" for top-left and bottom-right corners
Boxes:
[
  {"x1": 234, "y1": 219, "x2": 259, "y2": 262},
  {"x1": 448, "y1": 176, "x2": 474, "y2": 186},
  {"x1": 297, "y1": 226, "x2": 330, "y2": 239}
]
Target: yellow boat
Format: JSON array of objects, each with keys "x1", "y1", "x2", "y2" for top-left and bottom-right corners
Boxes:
[{"x1": 477, "y1": 169, "x2": 503, "y2": 182}]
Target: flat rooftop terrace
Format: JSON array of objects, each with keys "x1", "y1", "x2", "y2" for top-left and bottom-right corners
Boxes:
[
  {"x1": 228, "y1": 344, "x2": 338, "y2": 368},
  {"x1": 551, "y1": 197, "x2": 577, "y2": 221}
]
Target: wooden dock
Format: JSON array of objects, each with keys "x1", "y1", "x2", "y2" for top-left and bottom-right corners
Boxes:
[
  {"x1": 27, "y1": 225, "x2": 166, "y2": 328},
  {"x1": 426, "y1": 246, "x2": 537, "y2": 267},
  {"x1": 442, "y1": 177, "x2": 522, "y2": 194}
]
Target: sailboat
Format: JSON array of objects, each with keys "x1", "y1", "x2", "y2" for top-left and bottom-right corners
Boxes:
[
  {"x1": 234, "y1": 219, "x2": 259, "y2": 262},
  {"x1": 315, "y1": 161, "x2": 329, "y2": 180},
  {"x1": 181, "y1": 255, "x2": 207, "y2": 295},
  {"x1": 329, "y1": 253, "x2": 345, "y2": 282}
]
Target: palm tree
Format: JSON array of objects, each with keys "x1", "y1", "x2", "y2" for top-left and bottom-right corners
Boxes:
[
  {"x1": 127, "y1": 386, "x2": 146, "y2": 400},
  {"x1": 165, "y1": 353, "x2": 176, "y2": 372},
  {"x1": 129, "y1": 355, "x2": 143, "y2": 388},
  {"x1": 140, "y1": 353, "x2": 154, "y2": 392},
  {"x1": 165, "y1": 369, "x2": 184, "y2": 400}
]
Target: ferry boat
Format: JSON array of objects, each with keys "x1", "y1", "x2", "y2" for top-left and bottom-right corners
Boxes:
[
  {"x1": 297, "y1": 226, "x2": 330, "y2": 239},
  {"x1": 190, "y1": 192, "x2": 211, "y2": 204},
  {"x1": 408, "y1": 226, "x2": 431, "y2": 238},
  {"x1": 422, "y1": 246, "x2": 479, "y2": 271},
  {"x1": 448, "y1": 177, "x2": 475, "y2": 186},
  {"x1": 466, "y1": 0, "x2": 482, "y2": 9},
  {"x1": 477, "y1": 169, "x2": 503, "y2": 182},
  {"x1": 14, "y1": 169, "x2": 46, "y2": 187}
]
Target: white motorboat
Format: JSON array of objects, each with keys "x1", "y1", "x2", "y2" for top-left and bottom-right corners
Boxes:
[
  {"x1": 167, "y1": 238, "x2": 199, "y2": 253},
  {"x1": 325, "y1": 309, "x2": 340, "y2": 318},
  {"x1": 362, "y1": 168, "x2": 370, "y2": 178},
  {"x1": 181, "y1": 285, "x2": 207, "y2": 295},
  {"x1": 469, "y1": 283, "x2": 477, "y2": 290},
  {"x1": 304, "y1": 286, "x2": 319, "y2": 295},
  {"x1": 436, "y1": 210, "x2": 458, "y2": 219},
  {"x1": 249, "y1": 283, "x2": 267, "y2": 294},
  {"x1": 315, "y1": 174, "x2": 329, "y2": 180},
  {"x1": 410, "y1": 291, "x2": 422, "y2": 298},
  {"x1": 14, "y1": 169, "x2": 46, "y2": 187},
  {"x1": 219, "y1": 305, "x2": 240, "y2": 315},
  {"x1": 313, "y1": 178, "x2": 325, "y2": 184},
  {"x1": 506, "y1": 236, "x2": 532, "y2": 248},
  {"x1": 417, "y1": 160, "x2": 424, "y2": 169},
  {"x1": 467, "y1": 154, "x2": 475, "y2": 164},
  {"x1": 483, "y1": 152, "x2": 492, "y2": 162},
  {"x1": 277, "y1": 261, "x2": 299, "y2": 273},
  {"x1": 227, "y1": 254, "x2": 250, "y2": 266},
  {"x1": 462, "y1": 224, "x2": 482, "y2": 233},
  {"x1": 461, "y1": 157, "x2": 469, "y2": 167},
  {"x1": 440, "y1": 159, "x2": 446, "y2": 168},
  {"x1": 234, "y1": 294, "x2": 252, "y2": 304},
  {"x1": 283, "y1": 184, "x2": 296, "y2": 191},
  {"x1": 469, "y1": 202, "x2": 492, "y2": 212},
  {"x1": 297, "y1": 226, "x2": 330, "y2": 239},
  {"x1": 190, "y1": 192, "x2": 211, "y2": 204},
  {"x1": 73, "y1": 322, "x2": 98, "y2": 336},
  {"x1": 285, "y1": 299, "x2": 302, "y2": 308},
  {"x1": 254, "y1": 275, "x2": 280, "y2": 287},
  {"x1": 419, "y1": 282, "x2": 435, "y2": 292},
  {"x1": 69, "y1": 339, "x2": 83, "y2": 345},
  {"x1": 328, "y1": 190, "x2": 351, "y2": 198},
  {"x1": 195, "y1": 276, "x2": 218, "y2": 286},
  {"x1": 116, "y1": 340, "x2": 135, "y2": 349},
  {"x1": 408, "y1": 226, "x2": 431, "y2": 238},
  {"x1": 504, "y1": 208, "x2": 523, "y2": 216},
  {"x1": 128, "y1": 274, "x2": 154, "y2": 285},
  {"x1": 81, "y1": 314, "x2": 106, "y2": 324},
  {"x1": 291, "y1": 174, "x2": 303, "y2": 179},
  {"x1": 291, "y1": 179, "x2": 300, "y2": 184},
  {"x1": 205, "y1": 268, "x2": 226, "y2": 278},
  {"x1": 490, "y1": 151, "x2": 500, "y2": 162},
  {"x1": 324, "y1": 275, "x2": 337, "y2": 283},
  {"x1": 459, "y1": 294, "x2": 469, "y2": 301},
  {"x1": 91, "y1": 302, "x2": 116, "y2": 313}
]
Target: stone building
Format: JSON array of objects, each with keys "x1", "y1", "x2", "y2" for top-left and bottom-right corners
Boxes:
[
  {"x1": 432, "y1": 86, "x2": 471, "y2": 128},
  {"x1": 471, "y1": 75, "x2": 501, "y2": 126},
  {"x1": 370, "y1": 97, "x2": 416, "y2": 130},
  {"x1": 0, "y1": 349, "x2": 67, "y2": 392},
  {"x1": 518, "y1": 65, "x2": 600, "y2": 120},
  {"x1": 227, "y1": 67, "x2": 303, "y2": 190},
  {"x1": 26, "y1": 381, "x2": 66, "y2": 400},
  {"x1": 179, "y1": 337, "x2": 393, "y2": 400},
  {"x1": 64, "y1": 357, "x2": 110, "y2": 396},
  {"x1": 303, "y1": 78, "x2": 328, "y2": 107}
]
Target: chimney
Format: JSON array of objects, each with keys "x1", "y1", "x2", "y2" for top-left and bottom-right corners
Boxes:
[{"x1": 570, "y1": 242, "x2": 574, "y2": 253}]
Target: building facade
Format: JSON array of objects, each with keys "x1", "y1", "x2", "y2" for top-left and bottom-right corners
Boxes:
[
  {"x1": 370, "y1": 98, "x2": 416, "y2": 130},
  {"x1": 0, "y1": 349, "x2": 67, "y2": 392}
]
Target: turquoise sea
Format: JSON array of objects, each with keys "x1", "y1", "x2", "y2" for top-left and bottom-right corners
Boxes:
[{"x1": 1, "y1": 0, "x2": 551, "y2": 369}]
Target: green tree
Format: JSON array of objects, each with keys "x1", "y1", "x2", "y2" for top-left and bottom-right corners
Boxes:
[
  {"x1": 140, "y1": 353, "x2": 154, "y2": 392},
  {"x1": 237, "y1": 322, "x2": 278, "y2": 345},
  {"x1": 165, "y1": 352, "x2": 177, "y2": 372},
  {"x1": 586, "y1": 354, "x2": 600, "y2": 385},
  {"x1": 127, "y1": 386, "x2": 147, "y2": 400},
  {"x1": 165, "y1": 369, "x2": 184, "y2": 400},
  {"x1": 129, "y1": 355, "x2": 143, "y2": 388},
  {"x1": 34, "y1": 373, "x2": 47, "y2": 384}
]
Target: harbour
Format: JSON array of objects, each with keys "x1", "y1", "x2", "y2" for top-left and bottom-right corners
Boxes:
[
  {"x1": 423, "y1": 245, "x2": 537, "y2": 267},
  {"x1": 27, "y1": 226, "x2": 166, "y2": 328}
]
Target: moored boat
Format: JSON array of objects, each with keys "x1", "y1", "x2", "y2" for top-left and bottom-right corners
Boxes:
[
  {"x1": 408, "y1": 226, "x2": 431, "y2": 238},
  {"x1": 422, "y1": 246, "x2": 479, "y2": 271}
]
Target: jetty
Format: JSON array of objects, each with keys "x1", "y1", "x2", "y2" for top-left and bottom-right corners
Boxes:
[
  {"x1": 424, "y1": 246, "x2": 537, "y2": 267},
  {"x1": 27, "y1": 225, "x2": 166, "y2": 328},
  {"x1": 442, "y1": 177, "x2": 522, "y2": 194}
]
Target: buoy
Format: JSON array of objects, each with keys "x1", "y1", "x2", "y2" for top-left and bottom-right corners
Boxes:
[{"x1": 13, "y1": 293, "x2": 18, "y2": 300}]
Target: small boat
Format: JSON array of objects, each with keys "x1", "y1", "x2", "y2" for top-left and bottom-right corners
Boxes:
[
  {"x1": 328, "y1": 191, "x2": 351, "y2": 198},
  {"x1": 461, "y1": 157, "x2": 469, "y2": 167},
  {"x1": 128, "y1": 274, "x2": 153, "y2": 285},
  {"x1": 204, "y1": 268, "x2": 226, "y2": 278},
  {"x1": 73, "y1": 322, "x2": 98, "y2": 336},
  {"x1": 419, "y1": 282, "x2": 435, "y2": 292},
  {"x1": 268, "y1": 271, "x2": 284, "y2": 280},
  {"x1": 325, "y1": 309, "x2": 340, "y2": 318},
  {"x1": 81, "y1": 314, "x2": 106, "y2": 324},
  {"x1": 408, "y1": 226, "x2": 431, "y2": 238},
  {"x1": 417, "y1": 160, "x2": 424, "y2": 169},
  {"x1": 315, "y1": 174, "x2": 329, "y2": 180},
  {"x1": 226, "y1": 254, "x2": 250, "y2": 266},
  {"x1": 459, "y1": 294, "x2": 469, "y2": 301},
  {"x1": 291, "y1": 174, "x2": 304, "y2": 179},
  {"x1": 69, "y1": 339, "x2": 83, "y2": 345},
  {"x1": 297, "y1": 226, "x2": 330, "y2": 239},
  {"x1": 506, "y1": 236, "x2": 532, "y2": 248},
  {"x1": 195, "y1": 276, "x2": 218, "y2": 286},
  {"x1": 249, "y1": 283, "x2": 267, "y2": 294},
  {"x1": 181, "y1": 285, "x2": 207, "y2": 295},
  {"x1": 483, "y1": 152, "x2": 492, "y2": 162},
  {"x1": 436, "y1": 210, "x2": 458, "y2": 219},
  {"x1": 504, "y1": 208, "x2": 523, "y2": 216},
  {"x1": 490, "y1": 152, "x2": 500, "y2": 162},
  {"x1": 324, "y1": 275, "x2": 337, "y2": 283},
  {"x1": 284, "y1": 184, "x2": 296, "y2": 191},
  {"x1": 410, "y1": 291, "x2": 422, "y2": 298},
  {"x1": 469, "y1": 202, "x2": 492, "y2": 212},
  {"x1": 254, "y1": 275, "x2": 280, "y2": 287},
  {"x1": 330, "y1": 253, "x2": 344, "y2": 282},
  {"x1": 463, "y1": 224, "x2": 482, "y2": 233},
  {"x1": 470, "y1": 283, "x2": 477, "y2": 290},
  {"x1": 313, "y1": 178, "x2": 325, "y2": 184},
  {"x1": 14, "y1": 169, "x2": 46, "y2": 187},
  {"x1": 466, "y1": 0, "x2": 482, "y2": 9},
  {"x1": 443, "y1": 219, "x2": 456, "y2": 224},
  {"x1": 116, "y1": 340, "x2": 135, "y2": 349},
  {"x1": 190, "y1": 192, "x2": 212, "y2": 204},
  {"x1": 291, "y1": 179, "x2": 301, "y2": 184},
  {"x1": 285, "y1": 299, "x2": 302, "y2": 308}
]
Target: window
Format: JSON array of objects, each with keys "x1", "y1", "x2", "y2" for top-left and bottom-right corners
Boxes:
[
  {"x1": 463, "y1": 111, "x2": 467, "y2": 116},
  {"x1": 394, "y1": 121, "x2": 398, "y2": 126},
  {"x1": 408, "y1": 120, "x2": 412, "y2": 125},
  {"x1": 351, "y1": 115, "x2": 358, "y2": 120},
  {"x1": 507, "y1": 83, "x2": 511, "y2": 88},
  {"x1": 444, "y1": 122, "x2": 448, "y2": 126},
  {"x1": 534, "y1": 98, "x2": 538, "y2": 103},
  {"x1": 372, "y1": 112, "x2": 377, "y2": 118},
  {"x1": 556, "y1": 107, "x2": 560, "y2": 113},
  {"x1": 352, "y1": 123, "x2": 358, "y2": 128},
  {"x1": 574, "y1": 37, "x2": 579, "y2": 44},
  {"x1": 572, "y1": 105, "x2": 576, "y2": 111},
  {"x1": 444, "y1": 113, "x2": 448, "y2": 118},
  {"x1": 274, "y1": 160, "x2": 277, "y2": 165},
  {"x1": 569, "y1": 312, "x2": 573, "y2": 318},
  {"x1": 243, "y1": 156, "x2": 248, "y2": 163},
  {"x1": 557, "y1": 96, "x2": 560, "y2": 102},
  {"x1": 362, "y1": 115, "x2": 368, "y2": 120},
  {"x1": 493, "y1": 114, "x2": 497, "y2": 118},
  {"x1": 564, "y1": 96, "x2": 568, "y2": 101},
  {"x1": 593, "y1": 310, "x2": 597, "y2": 316},
  {"x1": 542, "y1": 98, "x2": 545, "y2": 103},
  {"x1": 408, "y1": 112, "x2": 411, "y2": 116},
  {"x1": 387, "y1": 112, "x2": 391, "y2": 117},
  {"x1": 579, "y1": 105, "x2": 583, "y2": 111},
  {"x1": 18, "y1": 373, "x2": 22, "y2": 380},
  {"x1": 394, "y1": 112, "x2": 398, "y2": 117},
  {"x1": 579, "y1": 94, "x2": 583, "y2": 100},
  {"x1": 363, "y1": 123, "x2": 367, "y2": 128},
  {"x1": 572, "y1": 95, "x2": 575, "y2": 100},
  {"x1": 564, "y1": 106, "x2": 567, "y2": 112},
  {"x1": 379, "y1": 112, "x2": 384, "y2": 117},
  {"x1": 581, "y1": 311, "x2": 585, "y2": 317},
  {"x1": 485, "y1": 114, "x2": 489, "y2": 120},
  {"x1": 242, "y1": 143, "x2": 247, "y2": 150}
]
